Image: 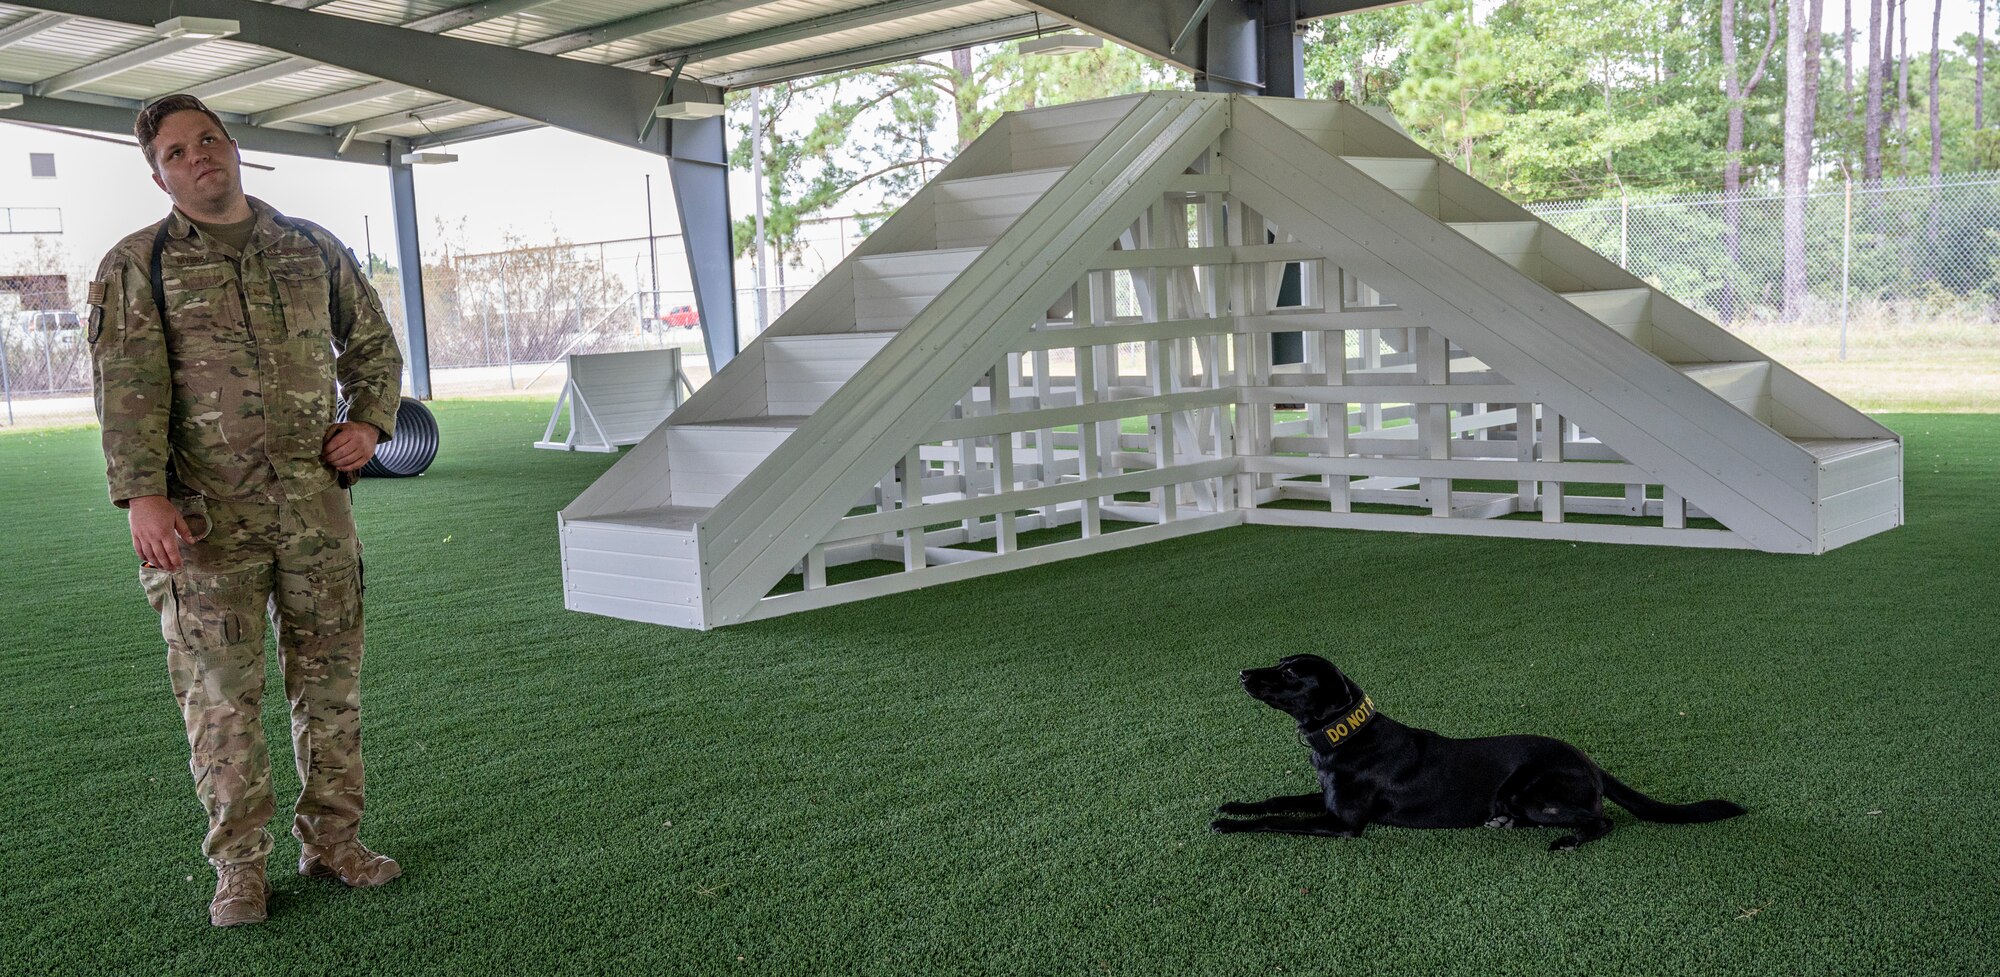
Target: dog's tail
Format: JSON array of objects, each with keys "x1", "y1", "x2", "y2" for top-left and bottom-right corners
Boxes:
[{"x1": 1601, "y1": 774, "x2": 1746, "y2": 824}]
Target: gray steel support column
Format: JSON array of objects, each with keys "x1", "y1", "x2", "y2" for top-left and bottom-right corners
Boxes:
[
  {"x1": 1196, "y1": 0, "x2": 1260, "y2": 93},
  {"x1": 1261, "y1": 0, "x2": 1306, "y2": 99},
  {"x1": 667, "y1": 114, "x2": 738, "y2": 371},
  {"x1": 388, "y1": 139, "x2": 433, "y2": 399},
  {"x1": 1222, "y1": 0, "x2": 1308, "y2": 363}
]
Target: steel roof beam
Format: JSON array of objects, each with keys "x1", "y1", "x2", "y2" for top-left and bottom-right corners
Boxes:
[
  {"x1": 646, "y1": 0, "x2": 967, "y2": 68},
  {"x1": 0, "y1": 11, "x2": 70, "y2": 49},
  {"x1": 180, "y1": 1, "x2": 566, "y2": 106},
  {"x1": 521, "y1": 0, "x2": 791, "y2": 56},
  {"x1": 404, "y1": 0, "x2": 564, "y2": 34},
  {"x1": 181, "y1": 56, "x2": 316, "y2": 100},
  {"x1": 32, "y1": 35, "x2": 216, "y2": 96},
  {"x1": 18, "y1": 0, "x2": 715, "y2": 154},
  {"x1": 252, "y1": 79, "x2": 411, "y2": 126},
  {"x1": 699, "y1": 14, "x2": 1042, "y2": 88},
  {"x1": 347, "y1": 98, "x2": 479, "y2": 137},
  {"x1": 0, "y1": 83, "x2": 391, "y2": 163},
  {"x1": 409, "y1": 115, "x2": 543, "y2": 148},
  {"x1": 1017, "y1": 0, "x2": 1230, "y2": 74}
]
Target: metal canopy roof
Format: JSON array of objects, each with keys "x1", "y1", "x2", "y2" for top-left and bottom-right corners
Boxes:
[
  {"x1": 0, "y1": 0, "x2": 1390, "y2": 404},
  {"x1": 0, "y1": 0, "x2": 1385, "y2": 163}
]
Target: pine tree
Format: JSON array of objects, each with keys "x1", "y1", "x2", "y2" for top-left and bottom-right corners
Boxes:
[
  {"x1": 1722, "y1": 0, "x2": 1779, "y2": 319},
  {"x1": 1782, "y1": 0, "x2": 1825, "y2": 319},
  {"x1": 1865, "y1": 0, "x2": 1886, "y2": 179}
]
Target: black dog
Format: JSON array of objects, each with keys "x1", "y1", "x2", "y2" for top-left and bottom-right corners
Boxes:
[{"x1": 1212, "y1": 654, "x2": 1745, "y2": 850}]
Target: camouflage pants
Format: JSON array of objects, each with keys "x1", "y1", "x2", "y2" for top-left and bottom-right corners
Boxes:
[{"x1": 139, "y1": 487, "x2": 367, "y2": 868}]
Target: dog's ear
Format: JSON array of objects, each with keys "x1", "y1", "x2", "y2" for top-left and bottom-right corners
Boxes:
[{"x1": 1309, "y1": 658, "x2": 1362, "y2": 697}]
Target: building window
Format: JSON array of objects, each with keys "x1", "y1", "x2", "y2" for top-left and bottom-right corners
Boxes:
[{"x1": 29, "y1": 153, "x2": 56, "y2": 179}]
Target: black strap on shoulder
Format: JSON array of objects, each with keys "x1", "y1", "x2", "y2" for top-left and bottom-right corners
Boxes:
[
  {"x1": 278, "y1": 217, "x2": 345, "y2": 334},
  {"x1": 148, "y1": 220, "x2": 172, "y2": 328}
]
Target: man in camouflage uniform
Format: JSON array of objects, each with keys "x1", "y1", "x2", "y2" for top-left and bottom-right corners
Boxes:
[{"x1": 89, "y1": 94, "x2": 405, "y2": 927}]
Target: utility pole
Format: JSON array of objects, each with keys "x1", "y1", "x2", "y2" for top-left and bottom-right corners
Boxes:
[
  {"x1": 751, "y1": 85, "x2": 770, "y2": 333},
  {"x1": 645, "y1": 174, "x2": 661, "y2": 322}
]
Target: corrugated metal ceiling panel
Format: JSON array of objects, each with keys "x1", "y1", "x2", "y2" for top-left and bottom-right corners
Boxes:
[
  {"x1": 2, "y1": 0, "x2": 1058, "y2": 144},
  {"x1": 303, "y1": 89, "x2": 452, "y2": 127},
  {"x1": 687, "y1": 2, "x2": 1025, "y2": 75},
  {"x1": 85, "y1": 41, "x2": 283, "y2": 102},
  {"x1": 580, "y1": 0, "x2": 878, "y2": 65},
  {"x1": 312, "y1": 0, "x2": 466, "y2": 26},
  {"x1": 371, "y1": 105, "x2": 512, "y2": 140},
  {"x1": 0, "y1": 55, "x2": 60, "y2": 86},
  {"x1": 204, "y1": 65, "x2": 379, "y2": 116},
  {"x1": 444, "y1": 0, "x2": 673, "y2": 47},
  {"x1": 1, "y1": 17, "x2": 150, "y2": 86},
  {"x1": 13, "y1": 14, "x2": 151, "y2": 63}
]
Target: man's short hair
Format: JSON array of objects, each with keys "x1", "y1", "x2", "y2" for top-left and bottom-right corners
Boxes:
[{"x1": 135, "y1": 94, "x2": 231, "y2": 172}]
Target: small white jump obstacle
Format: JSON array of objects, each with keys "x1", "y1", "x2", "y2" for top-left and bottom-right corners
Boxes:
[
  {"x1": 558, "y1": 93, "x2": 1903, "y2": 630},
  {"x1": 536, "y1": 347, "x2": 690, "y2": 452}
]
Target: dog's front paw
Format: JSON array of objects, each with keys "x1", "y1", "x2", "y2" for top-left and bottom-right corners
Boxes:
[
  {"x1": 1209, "y1": 818, "x2": 1244, "y2": 833},
  {"x1": 1217, "y1": 801, "x2": 1260, "y2": 815}
]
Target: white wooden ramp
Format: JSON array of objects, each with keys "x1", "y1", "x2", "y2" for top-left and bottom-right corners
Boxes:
[{"x1": 559, "y1": 93, "x2": 1901, "y2": 630}]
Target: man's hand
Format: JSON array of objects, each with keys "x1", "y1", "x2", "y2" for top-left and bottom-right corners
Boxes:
[
  {"x1": 322, "y1": 421, "x2": 381, "y2": 473},
  {"x1": 129, "y1": 495, "x2": 195, "y2": 571}
]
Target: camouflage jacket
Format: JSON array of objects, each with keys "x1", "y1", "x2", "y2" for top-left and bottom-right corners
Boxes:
[{"x1": 89, "y1": 197, "x2": 403, "y2": 507}]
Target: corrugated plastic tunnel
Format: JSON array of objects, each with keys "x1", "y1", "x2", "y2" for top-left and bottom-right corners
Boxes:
[{"x1": 339, "y1": 396, "x2": 439, "y2": 478}]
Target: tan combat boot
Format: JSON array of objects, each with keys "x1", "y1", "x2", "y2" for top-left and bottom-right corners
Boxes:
[
  {"x1": 298, "y1": 840, "x2": 401, "y2": 888},
  {"x1": 210, "y1": 862, "x2": 270, "y2": 927}
]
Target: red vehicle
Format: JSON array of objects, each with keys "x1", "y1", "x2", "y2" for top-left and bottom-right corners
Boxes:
[{"x1": 658, "y1": 304, "x2": 700, "y2": 328}]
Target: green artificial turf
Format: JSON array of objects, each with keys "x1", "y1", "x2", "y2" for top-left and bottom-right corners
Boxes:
[{"x1": 3, "y1": 404, "x2": 1996, "y2": 976}]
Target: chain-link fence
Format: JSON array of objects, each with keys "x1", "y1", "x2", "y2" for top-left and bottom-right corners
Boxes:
[
  {"x1": 361, "y1": 217, "x2": 865, "y2": 397},
  {"x1": 369, "y1": 242, "x2": 687, "y2": 397},
  {"x1": 0, "y1": 287, "x2": 88, "y2": 426},
  {"x1": 7, "y1": 179, "x2": 1994, "y2": 426},
  {"x1": 1528, "y1": 172, "x2": 2000, "y2": 410},
  {"x1": 0, "y1": 215, "x2": 872, "y2": 425}
]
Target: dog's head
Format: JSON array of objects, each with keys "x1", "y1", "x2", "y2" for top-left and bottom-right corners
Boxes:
[{"x1": 1239, "y1": 654, "x2": 1365, "y2": 725}]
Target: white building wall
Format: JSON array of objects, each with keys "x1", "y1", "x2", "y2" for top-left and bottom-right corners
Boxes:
[{"x1": 1, "y1": 134, "x2": 77, "y2": 311}]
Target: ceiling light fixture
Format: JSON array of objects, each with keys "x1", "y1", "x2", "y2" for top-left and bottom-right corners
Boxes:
[
  {"x1": 399, "y1": 112, "x2": 458, "y2": 165},
  {"x1": 1020, "y1": 33, "x2": 1102, "y2": 56},
  {"x1": 655, "y1": 102, "x2": 727, "y2": 121},
  {"x1": 153, "y1": 17, "x2": 240, "y2": 40},
  {"x1": 1021, "y1": 14, "x2": 1101, "y2": 57}
]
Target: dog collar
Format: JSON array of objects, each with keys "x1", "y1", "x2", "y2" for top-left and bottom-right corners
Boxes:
[{"x1": 1304, "y1": 696, "x2": 1377, "y2": 752}]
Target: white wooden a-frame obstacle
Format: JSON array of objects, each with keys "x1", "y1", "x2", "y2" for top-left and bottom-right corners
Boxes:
[
  {"x1": 536, "y1": 347, "x2": 689, "y2": 452},
  {"x1": 558, "y1": 93, "x2": 1902, "y2": 630}
]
